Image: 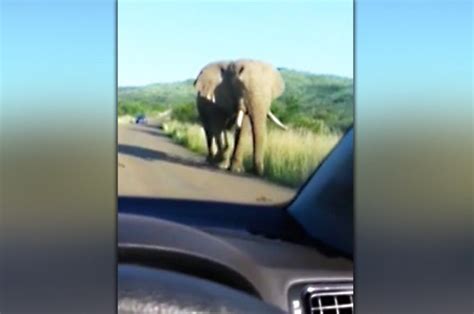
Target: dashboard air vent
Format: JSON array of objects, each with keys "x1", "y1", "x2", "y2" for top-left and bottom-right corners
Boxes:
[{"x1": 289, "y1": 282, "x2": 353, "y2": 314}]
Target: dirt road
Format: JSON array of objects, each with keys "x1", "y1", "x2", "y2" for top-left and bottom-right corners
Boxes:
[{"x1": 118, "y1": 123, "x2": 296, "y2": 205}]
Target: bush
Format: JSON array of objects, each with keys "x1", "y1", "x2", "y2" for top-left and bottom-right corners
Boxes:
[
  {"x1": 268, "y1": 90, "x2": 352, "y2": 134},
  {"x1": 118, "y1": 101, "x2": 146, "y2": 116},
  {"x1": 172, "y1": 102, "x2": 199, "y2": 123}
]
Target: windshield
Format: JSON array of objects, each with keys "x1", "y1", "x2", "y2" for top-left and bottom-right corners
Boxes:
[{"x1": 118, "y1": 1, "x2": 353, "y2": 206}]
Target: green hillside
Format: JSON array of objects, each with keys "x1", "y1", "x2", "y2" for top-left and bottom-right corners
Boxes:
[{"x1": 118, "y1": 68, "x2": 353, "y2": 133}]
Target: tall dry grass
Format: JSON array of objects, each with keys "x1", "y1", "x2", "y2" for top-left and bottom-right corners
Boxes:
[
  {"x1": 163, "y1": 120, "x2": 341, "y2": 187},
  {"x1": 163, "y1": 121, "x2": 208, "y2": 155},
  {"x1": 254, "y1": 128, "x2": 341, "y2": 187}
]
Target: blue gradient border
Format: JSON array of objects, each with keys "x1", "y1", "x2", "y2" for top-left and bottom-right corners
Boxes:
[{"x1": 0, "y1": 0, "x2": 471, "y2": 313}]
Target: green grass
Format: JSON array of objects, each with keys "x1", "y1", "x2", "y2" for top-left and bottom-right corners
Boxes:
[
  {"x1": 163, "y1": 120, "x2": 341, "y2": 188},
  {"x1": 162, "y1": 120, "x2": 208, "y2": 155}
]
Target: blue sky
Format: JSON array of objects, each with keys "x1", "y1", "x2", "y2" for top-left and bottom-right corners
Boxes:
[{"x1": 118, "y1": 0, "x2": 353, "y2": 86}]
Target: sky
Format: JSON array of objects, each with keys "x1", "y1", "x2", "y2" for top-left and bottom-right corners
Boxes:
[{"x1": 118, "y1": 0, "x2": 353, "y2": 86}]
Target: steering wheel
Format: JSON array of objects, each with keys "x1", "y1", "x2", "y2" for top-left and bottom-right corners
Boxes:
[{"x1": 118, "y1": 264, "x2": 285, "y2": 314}]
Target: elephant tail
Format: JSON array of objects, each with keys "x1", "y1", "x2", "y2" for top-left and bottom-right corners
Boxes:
[{"x1": 267, "y1": 111, "x2": 288, "y2": 130}]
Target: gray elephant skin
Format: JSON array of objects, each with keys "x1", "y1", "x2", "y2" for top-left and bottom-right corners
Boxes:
[{"x1": 193, "y1": 59, "x2": 287, "y2": 176}]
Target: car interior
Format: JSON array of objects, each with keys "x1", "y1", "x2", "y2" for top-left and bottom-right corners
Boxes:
[{"x1": 118, "y1": 127, "x2": 354, "y2": 314}]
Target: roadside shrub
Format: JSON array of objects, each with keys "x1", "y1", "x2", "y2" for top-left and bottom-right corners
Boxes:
[
  {"x1": 172, "y1": 102, "x2": 199, "y2": 123},
  {"x1": 118, "y1": 101, "x2": 146, "y2": 116}
]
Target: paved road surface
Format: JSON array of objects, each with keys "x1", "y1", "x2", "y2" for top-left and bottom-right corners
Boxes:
[{"x1": 118, "y1": 123, "x2": 296, "y2": 205}]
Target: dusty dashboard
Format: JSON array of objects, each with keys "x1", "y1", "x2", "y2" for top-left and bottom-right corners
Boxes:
[{"x1": 118, "y1": 213, "x2": 353, "y2": 313}]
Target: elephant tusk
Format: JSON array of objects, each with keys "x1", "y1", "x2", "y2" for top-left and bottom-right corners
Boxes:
[
  {"x1": 205, "y1": 93, "x2": 216, "y2": 103},
  {"x1": 236, "y1": 109, "x2": 245, "y2": 128},
  {"x1": 267, "y1": 111, "x2": 288, "y2": 130}
]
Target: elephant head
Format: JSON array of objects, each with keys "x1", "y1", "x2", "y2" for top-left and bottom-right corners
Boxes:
[
  {"x1": 227, "y1": 59, "x2": 287, "y2": 175},
  {"x1": 193, "y1": 59, "x2": 287, "y2": 175}
]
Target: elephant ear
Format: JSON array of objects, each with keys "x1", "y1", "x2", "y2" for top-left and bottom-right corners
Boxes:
[
  {"x1": 193, "y1": 71, "x2": 203, "y2": 93},
  {"x1": 193, "y1": 63, "x2": 224, "y2": 99},
  {"x1": 193, "y1": 70, "x2": 202, "y2": 87},
  {"x1": 271, "y1": 68, "x2": 285, "y2": 99}
]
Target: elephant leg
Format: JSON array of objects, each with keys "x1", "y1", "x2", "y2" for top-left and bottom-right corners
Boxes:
[
  {"x1": 215, "y1": 132, "x2": 230, "y2": 169},
  {"x1": 229, "y1": 115, "x2": 250, "y2": 173},
  {"x1": 222, "y1": 131, "x2": 229, "y2": 151},
  {"x1": 249, "y1": 111, "x2": 267, "y2": 176},
  {"x1": 218, "y1": 130, "x2": 232, "y2": 169},
  {"x1": 223, "y1": 130, "x2": 232, "y2": 158},
  {"x1": 205, "y1": 129, "x2": 215, "y2": 163}
]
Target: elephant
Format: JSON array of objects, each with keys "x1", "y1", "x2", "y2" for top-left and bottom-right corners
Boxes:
[
  {"x1": 193, "y1": 61, "x2": 236, "y2": 167},
  {"x1": 193, "y1": 59, "x2": 287, "y2": 175}
]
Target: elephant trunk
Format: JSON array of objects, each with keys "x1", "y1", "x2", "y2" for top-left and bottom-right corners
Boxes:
[{"x1": 267, "y1": 111, "x2": 288, "y2": 130}]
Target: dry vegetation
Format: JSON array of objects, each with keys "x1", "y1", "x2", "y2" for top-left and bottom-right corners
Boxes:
[{"x1": 163, "y1": 120, "x2": 341, "y2": 187}]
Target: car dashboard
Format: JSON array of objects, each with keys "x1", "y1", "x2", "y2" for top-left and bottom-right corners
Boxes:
[{"x1": 118, "y1": 213, "x2": 353, "y2": 313}]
